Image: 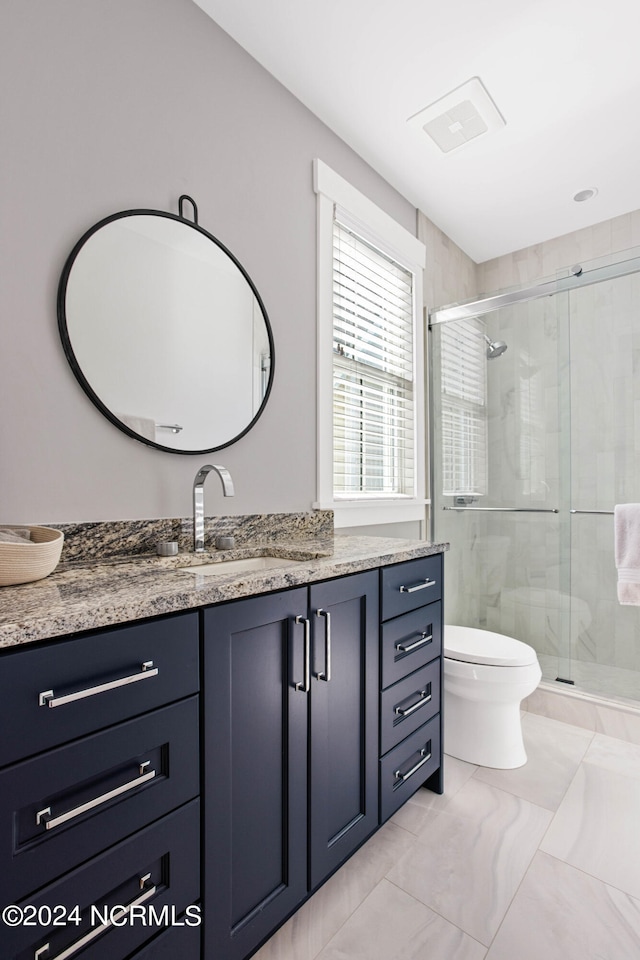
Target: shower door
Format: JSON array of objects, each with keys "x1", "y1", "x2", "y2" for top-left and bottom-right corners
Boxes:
[
  {"x1": 430, "y1": 250, "x2": 640, "y2": 705},
  {"x1": 430, "y1": 291, "x2": 572, "y2": 684},
  {"x1": 567, "y1": 265, "x2": 640, "y2": 701}
]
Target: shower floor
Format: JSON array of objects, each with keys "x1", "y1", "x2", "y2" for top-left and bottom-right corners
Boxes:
[{"x1": 538, "y1": 653, "x2": 640, "y2": 706}]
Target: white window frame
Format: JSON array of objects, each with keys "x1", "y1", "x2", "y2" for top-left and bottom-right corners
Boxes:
[{"x1": 313, "y1": 159, "x2": 427, "y2": 528}]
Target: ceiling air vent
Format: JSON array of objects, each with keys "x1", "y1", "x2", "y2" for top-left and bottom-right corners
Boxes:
[{"x1": 408, "y1": 77, "x2": 505, "y2": 153}]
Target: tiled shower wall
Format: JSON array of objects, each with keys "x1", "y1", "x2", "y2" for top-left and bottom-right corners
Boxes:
[
  {"x1": 418, "y1": 211, "x2": 478, "y2": 311},
  {"x1": 476, "y1": 208, "x2": 640, "y2": 293}
]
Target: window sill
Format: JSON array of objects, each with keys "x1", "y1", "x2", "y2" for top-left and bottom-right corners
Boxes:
[{"x1": 313, "y1": 499, "x2": 429, "y2": 528}]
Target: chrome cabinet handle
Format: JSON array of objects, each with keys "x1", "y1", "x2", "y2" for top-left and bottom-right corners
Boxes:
[
  {"x1": 399, "y1": 579, "x2": 436, "y2": 594},
  {"x1": 39, "y1": 661, "x2": 158, "y2": 708},
  {"x1": 396, "y1": 631, "x2": 432, "y2": 654},
  {"x1": 294, "y1": 616, "x2": 311, "y2": 693},
  {"x1": 394, "y1": 688, "x2": 432, "y2": 717},
  {"x1": 395, "y1": 745, "x2": 432, "y2": 782},
  {"x1": 316, "y1": 609, "x2": 331, "y2": 682},
  {"x1": 35, "y1": 875, "x2": 156, "y2": 960},
  {"x1": 36, "y1": 762, "x2": 156, "y2": 831}
]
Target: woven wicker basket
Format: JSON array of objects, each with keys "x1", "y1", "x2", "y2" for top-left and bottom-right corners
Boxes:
[{"x1": 0, "y1": 525, "x2": 64, "y2": 586}]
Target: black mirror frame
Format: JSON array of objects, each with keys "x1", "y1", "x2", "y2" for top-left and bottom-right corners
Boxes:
[{"x1": 57, "y1": 205, "x2": 275, "y2": 455}]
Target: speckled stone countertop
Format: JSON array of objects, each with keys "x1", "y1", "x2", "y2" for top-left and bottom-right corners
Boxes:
[{"x1": 0, "y1": 533, "x2": 448, "y2": 650}]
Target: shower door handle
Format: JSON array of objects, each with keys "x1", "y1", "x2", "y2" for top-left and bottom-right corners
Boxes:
[{"x1": 442, "y1": 506, "x2": 559, "y2": 513}]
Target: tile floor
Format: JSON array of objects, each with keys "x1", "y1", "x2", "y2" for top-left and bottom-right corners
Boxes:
[{"x1": 253, "y1": 712, "x2": 640, "y2": 960}]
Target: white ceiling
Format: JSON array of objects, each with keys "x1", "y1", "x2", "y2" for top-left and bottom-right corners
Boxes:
[{"x1": 193, "y1": 0, "x2": 640, "y2": 263}]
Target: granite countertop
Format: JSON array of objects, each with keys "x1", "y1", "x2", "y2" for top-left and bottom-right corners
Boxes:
[{"x1": 0, "y1": 535, "x2": 448, "y2": 650}]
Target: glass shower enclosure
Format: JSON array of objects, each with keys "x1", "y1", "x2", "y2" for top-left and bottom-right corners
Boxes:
[{"x1": 429, "y1": 248, "x2": 640, "y2": 706}]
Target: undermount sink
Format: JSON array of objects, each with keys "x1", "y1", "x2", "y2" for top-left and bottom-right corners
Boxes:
[{"x1": 180, "y1": 556, "x2": 304, "y2": 576}]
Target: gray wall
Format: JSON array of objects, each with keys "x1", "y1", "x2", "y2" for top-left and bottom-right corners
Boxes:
[{"x1": 0, "y1": 0, "x2": 416, "y2": 524}]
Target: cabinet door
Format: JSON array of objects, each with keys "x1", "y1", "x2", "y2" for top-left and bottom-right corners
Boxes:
[
  {"x1": 309, "y1": 571, "x2": 379, "y2": 889},
  {"x1": 203, "y1": 588, "x2": 308, "y2": 960}
]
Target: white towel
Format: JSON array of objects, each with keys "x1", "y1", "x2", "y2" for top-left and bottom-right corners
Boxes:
[
  {"x1": 117, "y1": 413, "x2": 157, "y2": 441},
  {"x1": 614, "y1": 504, "x2": 640, "y2": 605},
  {"x1": 0, "y1": 527, "x2": 31, "y2": 544}
]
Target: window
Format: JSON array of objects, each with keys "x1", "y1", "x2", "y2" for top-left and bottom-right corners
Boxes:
[
  {"x1": 314, "y1": 161, "x2": 426, "y2": 527},
  {"x1": 333, "y1": 220, "x2": 415, "y2": 497},
  {"x1": 439, "y1": 317, "x2": 487, "y2": 498}
]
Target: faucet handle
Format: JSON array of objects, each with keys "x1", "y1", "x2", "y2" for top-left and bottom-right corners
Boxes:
[{"x1": 215, "y1": 536, "x2": 236, "y2": 550}]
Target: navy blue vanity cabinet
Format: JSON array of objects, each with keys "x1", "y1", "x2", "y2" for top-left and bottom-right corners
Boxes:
[
  {"x1": 4, "y1": 801, "x2": 201, "y2": 960},
  {"x1": 125, "y1": 912, "x2": 201, "y2": 960},
  {"x1": 0, "y1": 612, "x2": 200, "y2": 768},
  {"x1": 203, "y1": 587, "x2": 309, "y2": 960},
  {"x1": 203, "y1": 570, "x2": 379, "y2": 960},
  {"x1": 379, "y1": 554, "x2": 444, "y2": 822},
  {"x1": 0, "y1": 611, "x2": 201, "y2": 960},
  {"x1": 307, "y1": 572, "x2": 379, "y2": 889}
]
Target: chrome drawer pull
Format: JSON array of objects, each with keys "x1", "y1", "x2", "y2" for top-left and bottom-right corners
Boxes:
[
  {"x1": 316, "y1": 609, "x2": 332, "y2": 682},
  {"x1": 396, "y1": 631, "x2": 432, "y2": 654},
  {"x1": 394, "y1": 688, "x2": 431, "y2": 717},
  {"x1": 39, "y1": 661, "x2": 158, "y2": 708},
  {"x1": 36, "y1": 762, "x2": 156, "y2": 831},
  {"x1": 294, "y1": 616, "x2": 311, "y2": 693},
  {"x1": 399, "y1": 578, "x2": 436, "y2": 594},
  {"x1": 35, "y1": 875, "x2": 156, "y2": 960},
  {"x1": 395, "y1": 745, "x2": 432, "y2": 783}
]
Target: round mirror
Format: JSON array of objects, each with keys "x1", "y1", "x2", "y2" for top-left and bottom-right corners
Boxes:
[{"x1": 57, "y1": 204, "x2": 274, "y2": 454}]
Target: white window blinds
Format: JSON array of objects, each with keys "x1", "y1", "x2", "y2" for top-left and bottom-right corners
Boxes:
[
  {"x1": 332, "y1": 215, "x2": 415, "y2": 498},
  {"x1": 440, "y1": 317, "x2": 487, "y2": 497}
]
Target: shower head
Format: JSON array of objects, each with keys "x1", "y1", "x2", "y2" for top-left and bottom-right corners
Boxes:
[{"x1": 483, "y1": 333, "x2": 508, "y2": 359}]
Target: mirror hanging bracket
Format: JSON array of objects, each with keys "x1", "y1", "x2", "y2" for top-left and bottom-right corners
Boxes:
[{"x1": 178, "y1": 194, "x2": 198, "y2": 225}]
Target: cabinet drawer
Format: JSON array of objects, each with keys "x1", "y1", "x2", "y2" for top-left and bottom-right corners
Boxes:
[
  {"x1": 381, "y1": 555, "x2": 442, "y2": 621},
  {"x1": 0, "y1": 697, "x2": 199, "y2": 905},
  {"x1": 380, "y1": 716, "x2": 441, "y2": 823},
  {"x1": 129, "y1": 917, "x2": 201, "y2": 960},
  {"x1": 381, "y1": 602, "x2": 442, "y2": 689},
  {"x1": 380, "y1": 660, "x2": 440, "y2": 756},
  {"x1": 0, "y1": 611, "x2": 199, "y2": 768},
  {"x1": 4, "y1": 799, "x2": 200, "y2": 960}
]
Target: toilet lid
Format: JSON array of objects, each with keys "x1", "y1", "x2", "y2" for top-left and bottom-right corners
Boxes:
[{"x1": 444, "y1": 625, "x2": 538, "y2": 667}]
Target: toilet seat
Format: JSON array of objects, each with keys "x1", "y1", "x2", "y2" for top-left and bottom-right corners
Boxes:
[{"x1": 444, "y1": 625, "x2": 538, "y2": 667}]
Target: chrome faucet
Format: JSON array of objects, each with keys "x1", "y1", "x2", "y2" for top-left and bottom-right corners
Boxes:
[{"x1": 193, "y1": 464, "x2": 235, "y2": 553}]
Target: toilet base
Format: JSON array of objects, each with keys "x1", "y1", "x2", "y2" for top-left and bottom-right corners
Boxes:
[{"x1": 444, "y1": 693, "x2": 527, "y2": 769}]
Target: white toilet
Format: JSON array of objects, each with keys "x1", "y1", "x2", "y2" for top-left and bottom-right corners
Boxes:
[{"x1": 444, "y1": 625, "x2": 542, "y2": 769}]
